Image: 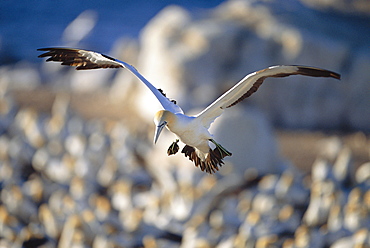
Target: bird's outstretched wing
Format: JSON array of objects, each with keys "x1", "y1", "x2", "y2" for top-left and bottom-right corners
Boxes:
[
  {"x1": 196, "y1": 65, "x2": 340, "y2": 128},
  {"x1": 38, "y1": 48, "x2": 183, "y2": 114}
]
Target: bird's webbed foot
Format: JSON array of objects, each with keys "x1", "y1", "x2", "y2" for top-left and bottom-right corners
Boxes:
[
  {"x1": 209, "y1": 139, "x2": 232, "y2": 158},
  {"x1": 167, "y1": 139, "x2": 180, "y2": 156}
]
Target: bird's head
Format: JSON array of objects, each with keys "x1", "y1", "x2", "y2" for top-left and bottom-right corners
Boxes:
[{"x1": 153, "y1": 110, "x2": 175, "y2": 144}]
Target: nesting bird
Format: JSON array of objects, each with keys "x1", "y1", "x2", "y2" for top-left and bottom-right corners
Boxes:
[{"x1": 38, "y1": 48, "x2": 340, "y2": 173}]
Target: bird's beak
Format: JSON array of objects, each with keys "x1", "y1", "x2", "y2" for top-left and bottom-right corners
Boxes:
[{"x1": 154, "y1": 122, "x2": 166, "y2": 144}]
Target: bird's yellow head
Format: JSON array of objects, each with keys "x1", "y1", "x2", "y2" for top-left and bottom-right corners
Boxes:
[{"x1": 153, "y1": 110, "x2": 175, "y2": 144}]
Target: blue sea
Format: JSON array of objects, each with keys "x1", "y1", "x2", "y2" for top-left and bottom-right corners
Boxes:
[
  {"x1": 0, "y1": 0, "x2": 225, "y2": 64},
  {"x1": 1, "y1": 0, "x2": 369, "y2": 65}
]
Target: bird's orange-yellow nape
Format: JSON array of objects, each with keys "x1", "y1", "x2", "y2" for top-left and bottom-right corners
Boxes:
[{"x1": 153, "y1": 110, "x2": 177, "y2": 144}]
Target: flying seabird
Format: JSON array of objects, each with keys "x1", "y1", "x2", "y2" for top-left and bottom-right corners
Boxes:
[{"x1": 38, "y1": 48, "x2": 340, "y2": 174}]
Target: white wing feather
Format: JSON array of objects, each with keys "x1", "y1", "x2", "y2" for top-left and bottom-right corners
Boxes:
[
  {"x1": 38, "y1": 49, "x2": 340, "y2": 122},
  {"x1": 196, "y1": 65, "x2": 340, "y2": 128},
  {"x1": 38, "y1": 48, "x2": 183, "y2": 114},
  {"x1": 117, "y1": 59, "x2": 184, "y2": 114}
]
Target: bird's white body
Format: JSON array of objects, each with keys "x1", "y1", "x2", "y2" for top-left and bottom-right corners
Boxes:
[
  {"x1": 38, "y1": 48, "x2": 340, "y2": 173},
  {"x1": 164, "y1": 113, "x2": 211, "y2": 154}
]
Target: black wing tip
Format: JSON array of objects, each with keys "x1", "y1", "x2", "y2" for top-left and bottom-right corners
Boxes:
[
  {"x1": 37, "y1": 47, "x2": 77, "y2": 51},
  {"x1": 37, "y1": 47, "x2": 57, "y2": 51},
  {"x1": 331, "y1": 71, "x2": 341, "y2": 80},
  {"x1": 38, "y1": 47, "x2": 63, "y2": 53},
  {"x1": 37, "y1": 47, "x2": 81, "y2": 53},
  {"x1": 296, "y1": 66, "x2": 341, "y2": 80},
  {"x1": 330, "y1": 72, "x2": 341, "y2": 80},
  {"x1": 37, "y1": 47, "x2": 116, "y2": 62},
  {"x1": 37, "y1": 47, "x2": 76, "y2": 58}
]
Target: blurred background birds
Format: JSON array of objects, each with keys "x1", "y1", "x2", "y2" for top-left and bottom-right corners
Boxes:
[{"x1": 0, "y1": 0, "x2": 369, "y2": 247}]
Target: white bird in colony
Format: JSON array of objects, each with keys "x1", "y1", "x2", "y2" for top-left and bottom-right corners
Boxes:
[{"x1": 38, "y1": 48, "x2": 340, "y2": 174}]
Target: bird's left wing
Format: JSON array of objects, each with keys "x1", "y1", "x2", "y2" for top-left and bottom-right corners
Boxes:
[
  {"x1": 38, "y1": 48, "x2": 183, "y2": 114},
  {"x1": 195, "y1": 65, "x2": 340, "y2": 128}
]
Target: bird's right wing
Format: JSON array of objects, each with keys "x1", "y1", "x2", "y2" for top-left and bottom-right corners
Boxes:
[
  {"x1": 195, "y1": 65, "x2": 340, "y2": 128},
  {"x1": 38, "y1": 48, "x2": 184, "y2": 114}
]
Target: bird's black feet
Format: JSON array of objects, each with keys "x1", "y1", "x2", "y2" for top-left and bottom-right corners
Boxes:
[
  {"x1": 167, "y1": 139, "x2": 180, "y2": 156},
  {"x1": 209, "y1": 139, "x2": 232, "y2": 158}
]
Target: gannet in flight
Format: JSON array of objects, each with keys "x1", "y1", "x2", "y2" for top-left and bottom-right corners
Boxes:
[{"x1": 38, "y1": 48, "x2": 340, "y2": 174}]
